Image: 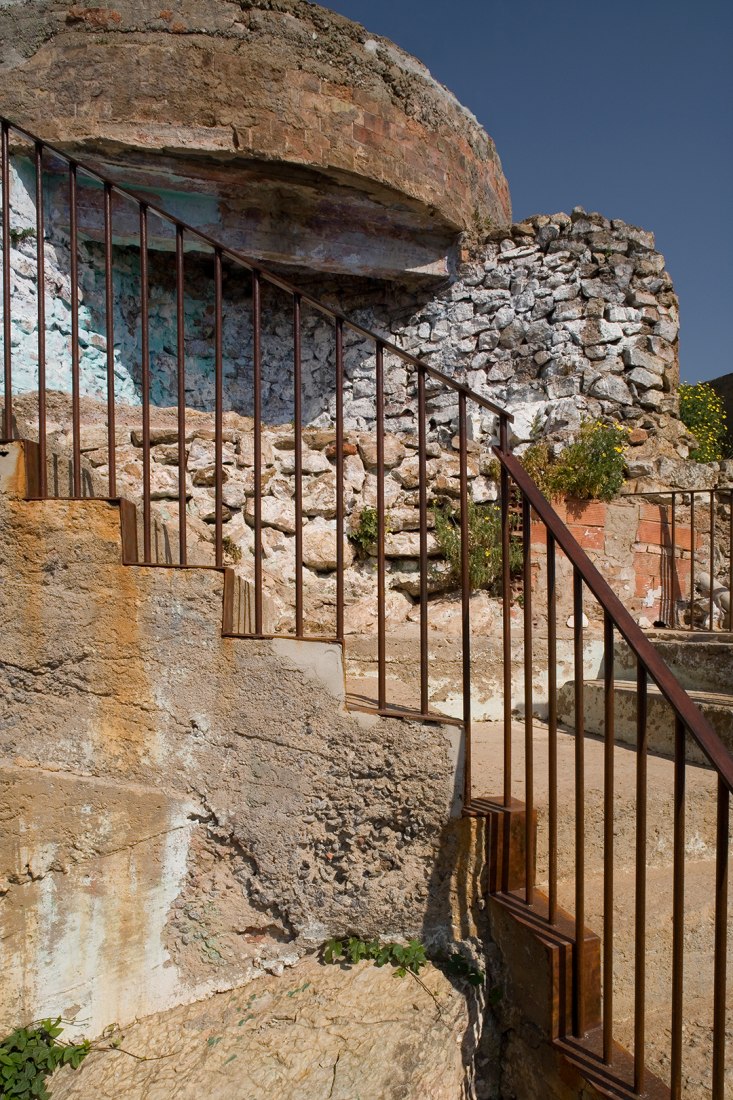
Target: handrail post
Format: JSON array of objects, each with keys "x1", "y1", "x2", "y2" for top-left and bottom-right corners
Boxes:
[
  {"x1": 2, "y1": 119, "x2": 11, "y2": 440},
  {"x1": 35, "y1": 140, "x2": 47, "y2": 494},
  {"x1": 458, "y1": 392, "x2": 472, "y2": 807},
  {"x1": 499, "y1": 414, "x2": 512, "y2": 814},
  {"x1": 376, "y1": 341, "x2": 386, "y2": 711}
]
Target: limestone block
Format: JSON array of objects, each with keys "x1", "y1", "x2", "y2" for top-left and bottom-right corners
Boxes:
[
  {"x1": 357, "y1": 434, "x2": 406, "y2": 470},
  {"x1": 49, "y1": 958, "x2": 475, "y2": 1100},
  {"x1": 302, "y1": 519, "x2": 355, "y2": 572}
]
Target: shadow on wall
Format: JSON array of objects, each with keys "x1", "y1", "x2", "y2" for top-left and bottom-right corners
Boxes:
[
  {"x1": 420, "y1": 734, "x2": 498, "y2": 1099},
  {"x1": 4, "y1": 154, "x2": 438, "y2": 430}
]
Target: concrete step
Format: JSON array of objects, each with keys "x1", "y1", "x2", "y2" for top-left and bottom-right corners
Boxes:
[
  {"x1": 557, "y1": 677, "x2": 733, "y2": 765},
  {"x1": 613, "y1": 630, "x2": 733, "y2": 698},
  {"x1": 472, "y1": 720, "x2": 721, "y2": 884}
]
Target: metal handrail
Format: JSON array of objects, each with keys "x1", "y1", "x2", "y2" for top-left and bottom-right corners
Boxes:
[
  {"x1": 499, "y1": 449, "x2": 733, "y2": 789},
  {"x1": 496, "y1": 444, "x2": 732, "y2": 1098}
]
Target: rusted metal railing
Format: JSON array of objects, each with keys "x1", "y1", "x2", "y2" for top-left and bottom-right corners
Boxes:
[
  {"x1": 493, "y1": 448, "x2": 733, "y2": 1098},
  {"x1": 2, "y1": 114, "x2": 732, "y2": 1097},
  {"x1": 0, "y1": 114, "x2": 511, "y2": 769},
  {"x1": 623, "y1": 488, "x2": 733, "y2": 632}
]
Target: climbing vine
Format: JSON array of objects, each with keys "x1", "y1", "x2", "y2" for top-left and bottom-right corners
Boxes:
[{"x1": 0, "y1": 1019, "x2": 90, "y2": 1100}]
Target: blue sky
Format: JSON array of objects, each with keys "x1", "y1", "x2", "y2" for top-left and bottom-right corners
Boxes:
[{"x1": 325, "y1": 0, "x2": 733, "y2": 383}]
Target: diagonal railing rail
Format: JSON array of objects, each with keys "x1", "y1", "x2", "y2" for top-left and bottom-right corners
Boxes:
[
  {"x1": 1, "y1": 114, "x2": 732, "y2": 1097},
  {"x1": 493, "y1": 448, "x2": 733, "y2": 1099}
]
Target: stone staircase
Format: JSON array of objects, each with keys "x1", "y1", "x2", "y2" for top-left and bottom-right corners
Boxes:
[{"x1": 557, "y1": 631, "x2": 733, "y2": 765}]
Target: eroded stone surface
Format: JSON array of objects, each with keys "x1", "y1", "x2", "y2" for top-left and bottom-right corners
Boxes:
[
  {"x1": 50, "y1": 957, "x2": 481, "y2": 1100},
  {"x1": 0, "y1": 446, "x2": 480, "y2": 1036}
]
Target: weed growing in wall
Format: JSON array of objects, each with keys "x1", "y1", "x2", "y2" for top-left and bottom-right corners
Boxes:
[
  {"x1": 349, "y1": 506, "x2": 383, "y2": 559},
  {"x1": 0, "y1": 1019, "x2": 90, "y2": 1100},
  {"x1": 433, "y1": 501, "x2": 522, "y2": 593},
  {"x1": 521, "y1": 419, "x2": 629, "y2": 502},
  {"x1": 679, "y1": 382, "x2": 728, "y2": 463},
  {"x1": 323, "y1": 936, "x2": 428, "y2": 977},
  {"x1": 322, "y1": 936, "x2": 487, "y2": 989}
]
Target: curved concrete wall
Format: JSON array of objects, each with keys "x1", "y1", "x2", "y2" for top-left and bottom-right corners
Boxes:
[{"x1": 0, "y1": 0, "x2": 511, "y2": 278}]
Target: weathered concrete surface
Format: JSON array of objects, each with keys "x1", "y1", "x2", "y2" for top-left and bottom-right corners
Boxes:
[
  {"x1": 0, "y1": 0, "x2": 510, "y2": 278},
  {"x1": 557, "y1": 630, "x2": 733, "y2": 764},
  {"x1": 0, "y1": 442, "x2": 480, "y2": 1037},
  {"x1": 557, "y1": 676, "x2": 733, "y2": 764},
  {"x1": 50, "y1": 957, "x2": 481, "y2": 1100}
]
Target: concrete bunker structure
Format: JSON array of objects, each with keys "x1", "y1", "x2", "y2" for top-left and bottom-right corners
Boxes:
[{"x1": 0, "y1": 0, "x2": 511, "y2": 280}]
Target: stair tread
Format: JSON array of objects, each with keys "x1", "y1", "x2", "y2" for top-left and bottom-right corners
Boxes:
[{"x1": 580, "y1": 678, "x2": 733, "y2": 708}]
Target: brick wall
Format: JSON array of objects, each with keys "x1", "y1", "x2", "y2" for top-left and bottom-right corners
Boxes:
[{"x1": 531, "y1": 498, "x2": 698, "y2": 626}]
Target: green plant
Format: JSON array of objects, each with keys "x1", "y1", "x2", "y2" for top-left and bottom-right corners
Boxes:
[
  {"x1": 348, "y1": 506, "x2": 386, "y2": 559},
  {"x1": 679, "y1": 382, "x2": 728, "y2": 463},
  {"x1": 0, "y1": 1019, "x2": 90, "y2": 1100},
  {"x1": 323, "y1": 936, "x2": 427, "y2": 978},
  {"x1": 221, "y1": 534, "x2": 242, "y2": 564},
  {"x1": 524, "y1": 419, "x2": 629, "y2": 502},
  {"x1": 433, "y1": 501, "x2": 522, "y2": 593},
  {"x1": 9, "y1": 227, "x2": 36, "y2": 246},
  {"x1": 518, "y1": 440, "x2": 555, "y2": 497}
]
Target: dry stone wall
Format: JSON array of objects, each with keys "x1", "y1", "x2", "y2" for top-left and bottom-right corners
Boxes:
[{"x1": 3, "y1": 158, "x2": 707, "y2": 489}]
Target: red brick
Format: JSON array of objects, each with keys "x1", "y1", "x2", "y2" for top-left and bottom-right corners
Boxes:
[
  {"x1": 567, "y1": 525, "x2": 605, "y2": 551},
  {"x1": 564, "y1": 500, "x2": 607, "y2": 526}
]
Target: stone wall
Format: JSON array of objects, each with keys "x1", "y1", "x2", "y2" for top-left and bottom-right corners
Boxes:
[{"x1": 4, "y1": 156, "x2": 694, "y2": 486}]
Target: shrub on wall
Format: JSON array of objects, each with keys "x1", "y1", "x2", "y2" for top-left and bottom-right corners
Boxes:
[
  {"x1": 679, "y1": 382, "x2": 728, "y2": 463},
  {"x1": 521, "y1": 419, "x2": 629, "y2": 502},
  {"x1": 433, "y1": 501, "x2": 522, "y2": 592}
]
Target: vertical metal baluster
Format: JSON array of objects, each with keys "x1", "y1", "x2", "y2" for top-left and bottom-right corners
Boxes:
[
  {"x1": 335, "y1": 318, "x2": 345, "y2": 645},
  {"x1": 376, "y1": 341, "x2": 386, "y2": 711},
  {"x1": 729, "y1": 491, "x2": 733, "y2": 632},
  {"x1": 712, "y1": 776, "x2": 729, "y2": 1100},
  {"x1": 704, "y1": 490, "x2": 708, "y2": 629},
  {"x1": 69, "y1": 163, "x2": 81, "y2": 496},
  {"x1": 214, "y1": 248, "x2": 223, "y2": 569},
  {"x1": 253, "y1": 270, "x2": 263, "y2": 634},
  {"x1": 634, "y1": 663, "x2": 648, "y2": 1096},
  {"x1": 710, "y1": 490, "x2": 715, "y2": 630},
  {"x1": 139, "y1": 205, "x2": 151, "y2": 560},
  {"x1": 35, "y1": 141, "x2": 47, "y2": 495},
  {"x1": 500, "y1": 416, "x2": 512, "y2": 813},
  {"x1": 547, "y1": 531, "x2": 558, "y2": 925},
  {"x1": 459, "y1": 393, "x2": 472, "y2": 807},
  {"x1": 522, "y1": 493, "x2": 534, "y2": 905},
  {"x1": 175, "y1": 224, "x2": 187, "y2": 565},
  {"x1": 671, "y1": 492, "x2": 677, "y2": 628},
  {"x1": 603, "y1": 611, "x2": 615, "y2": 1064},
  {"x1": 103, "y1": 183, "x2": 116, "y2": 498},
  {"x1": 573, "y1": 568, "x2": 586, "y2": 1037},
  {"x1": 670, "y1": 716, "x2": 686, "y2": 1100},
  {"x1": 690, "y1": 494, "x2": 696, "y2": 632},
  {"x1": 293, "y1": 294, "x2": 303, "y2": 637},
  {"x1": 728, "y1": 490, "x2": 733, "y2": 633},
  {"x1": 418, "y1": 366, "x2": 429, "y2": 714},
  {"x1": 2, "y1": 120, "x2": 11, "y2": 440}
]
